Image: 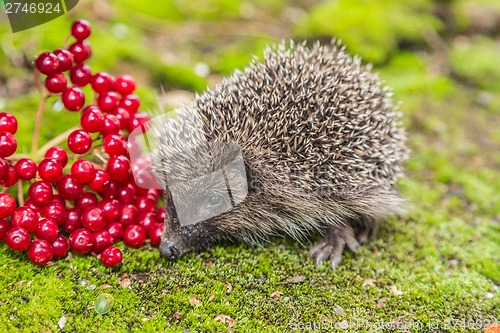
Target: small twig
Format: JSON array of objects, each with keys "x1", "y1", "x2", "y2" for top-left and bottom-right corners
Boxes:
[
  {"x1": 1, "y1": 187, "x2": 7, "y2": 193},
  {"x1": 31, "y1": 94, "x2": 49, "y2": 153},
  {"x1": 37, "y1": 126, "x2": 80, "y2": 156},
  {"x1": 17, "y1": 181, "x2": 24, "y2": 206},
  {"x1": 94, "y1": 152, "x2": 108, "y2": 164},
  {"x1": 90, "y1": 161, "x2": 104, "y2": 171}
]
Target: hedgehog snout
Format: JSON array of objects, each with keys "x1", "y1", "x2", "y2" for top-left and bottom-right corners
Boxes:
[{"x1": 159, "y1": 241, "x2": 179, "y2": 260}]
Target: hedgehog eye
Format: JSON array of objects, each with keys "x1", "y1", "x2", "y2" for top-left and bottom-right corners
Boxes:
[{"x1": 207, "y1": 195, "x2": 223, "y2": 208}]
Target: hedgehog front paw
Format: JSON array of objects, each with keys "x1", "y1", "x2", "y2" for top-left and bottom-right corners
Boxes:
[{"x1": 309, "y1": 224, "x2": 362, "y2": 269}]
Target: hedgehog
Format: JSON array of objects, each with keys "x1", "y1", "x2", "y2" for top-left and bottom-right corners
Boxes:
[{"x1": 149, "y1": 40, "x2": 408, "y2": 269}]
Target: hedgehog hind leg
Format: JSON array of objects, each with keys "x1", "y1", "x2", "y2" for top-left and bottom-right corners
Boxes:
[{"x1": 309, "y1": 216, "x2": 378, "y2": 269}]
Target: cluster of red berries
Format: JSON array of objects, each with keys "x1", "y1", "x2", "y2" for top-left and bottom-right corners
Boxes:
[{"x1": 0, "y1": 20, "x2": 165, "y2": 267}]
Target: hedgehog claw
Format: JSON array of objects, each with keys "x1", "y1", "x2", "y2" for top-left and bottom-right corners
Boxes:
[
  {"x1": 314, "y1": 245, "x2": 333, "y2": 266},
  {"x1": 310, "y1": 223, "x2": 368, "y2": 269},
  {"x1": 356, "y1": 216, "x2": 378, "y2": 243},
  {"x1": 356, "y1": 227, "x2": 369, "y2": 244},
  {"x1": 309, "y1": 241, "x2": 328, "y2": 259},
  {"x1": 340, "y1": 226, "x2": 359, "y2": 253}
]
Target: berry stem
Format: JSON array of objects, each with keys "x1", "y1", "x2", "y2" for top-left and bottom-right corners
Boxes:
[
  {"x1": 62, "y1": 34, "x2": 71, "y2": 49},
  {"x1": 34, "y1": 68, "x2": 43, "y2": 95},
  {"x1": 8, "y1": 153, "x2": 31, "y2": 161},
  {"x1": 31, "y1": 94, "x2": 49, "y2": 154},
  {"x1": 17, "y1": 181, "x2": 24, "y2": 206},
  {"x1": 37, "y1": 126, "x2": 80, "y2": 156}
]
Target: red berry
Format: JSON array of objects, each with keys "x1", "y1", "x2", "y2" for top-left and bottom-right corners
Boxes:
[
  {"x1": 91, "y1": 72, "x2": 115, "y2": 93},
  {"x1": 71, "y1": 19, "x2": 91, "y2": 41},
  {"x1": 0, "y1": 131, "x2": 17, "y2": 157},
  {"x1": 120, "y1": 94, "x2": 140, "y2": 113},
  {"x1": 147, "y1": 189, "x2": 161, "y2": 203},
  {"x1": 123, "y1": 224, "x2": 146, "y2": 248},
  {"x1": 75, "y1": 192, "x2": 98, "y2": 210},
  {"x1": 138, "y1": 212, "x2": 157, "y2": 233},
  {"x1": 52, "y1": 194, "x2": 67, "y2": 207},
  {"x1": 45, "y1": 73, "x2": 67, "y2": 93},
  {"x1": 45, "y1": 146, "x2": 69, "y2": 167},
  {"x1": 99, "y1": 180, "x2": 119, "y2": 199},
  {"x1": 68, "y1": 40, "x2": 91, "y2": 64},
  {"x1": 41, "y1": 201, "x2": 66, "y2": 225},
  {"x1": 62, "y1": 208, "x2": 82, "y2": 234},
  {"x1": 51, "y1": 234, "x2": 69, "y2": 258},
  {"x1": 1, "y1": 167, "x2": 17, "y2": 187},
  {"x1": 35, "y1": 52, "x2": 60, "y2": 75},
  {"x1": 120, "y1": 204, "x2": 138, "y2": 226},
  {"x1": 11, "y1": 207, "x2": 38, "y2": 232},
  {"x1": 57, "y1": 175, "x2": 84, "y2": 201},
  {"x1": 116, "y1": 75, "x2": 136, "y2": 95},
  {"x1": 136, "y1": 196, "x2": 155, "y2": 214},
  {"x1": 23, "y1": 199, "x2": 41, "y2": 212},
  {"x1": 97, "y1": 91, "x2": 120, "y2": 113},
  {"x1": 0, "y1": 193, "x2": 16, "y2": 218},
  {"x1": 0, "y1": 218, "x2": 12, "y2": 241},
  {"x1": 38, "y1": 158, "x2": 63, "y2": 183},
  {"x1": 28, "y1": 181, "x2": 53, "y2": 206},
  {"x1": 129, "y1": 112, "x2": 151, "y2": 133},
  {"x1": 27, "y1": 239, "x2": 53, "y2": 265},
  {"x1": 98, "y1": 199, "x2": 120, "y2": 222},
  {"x1": 81, "y1": 206, "x2": 107, "y2": 231},
  {"x1": 70, "y1": 159, "x2": 95, "y2": 184},
  {"x1": 14, "y1": 158, "x2": 37, "y2": 180},
  {"x1": 67, "y1": 130, "x2": 92, "y2": 154},
  {"x1": 91, "y1": 229, "x2": 113, "y2": 253},
  {"x1": 69, "y1": 228, "x2": 93, "y2": 254},
  {"x1": 101, "y1": 114, "x2": 120, "y2": 136},
  {"x1": 87, "y1": 170, "x2": 110, "y2": 192},
  {"x1": 101, "y1": 246, "x2": 122, "y2": 266},
  {"x1": 103, "y1": 134, "x2": 124, "y2": 156},
  {"x1": 149, "y1": 223, "x2": 164, "y2": 247},
  {"x1": 62, "y1": 86, "x2": 85, "y2": 111},
  {"x1": 106, "y1": 155, "x2": 130, "y2": 181},
  {"x1": 80, "y1": 106, "x2": 104, "y2": 133},
  {"x1": 0, "y1": 112, "x2": 18, "y2": 134},
  {"x1": 53, "y1": 49, "x2": 73, "y2": 72},
  {"x1": 5, "y1": 227, "x2": 30, "y2": 251},
  {"x1": 114, "y1": 107, "x2": 131, "y2": 129},
  {"x1": 119, "y1": 183, "x2": 136, "y2": 204},
  {"x1": 156, "y1": 207, "x2": 167, "y2": 221},
  {"x1": 106, "y1": 222, "x2": 124, "y2": 243},
  {"x1": 34, "y1": 218, "x2": 59, "y2": 242},
  {"x1": 70, "y1": 64, "x2": 92, "y2": 86}
]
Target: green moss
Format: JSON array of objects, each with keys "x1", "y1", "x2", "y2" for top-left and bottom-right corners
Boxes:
[
  {"x1": 208, "y1": 36, "x2": 275, "y2": 74},
  {"x1": 294, "y1": 0, "x2": 442, "y2": 63},
  {"x1": 450, "y1": 36, "x2": 500, "y2": 91},
  {"x1": 1, "y1": 0, "x2": 499, "y2": 331}
]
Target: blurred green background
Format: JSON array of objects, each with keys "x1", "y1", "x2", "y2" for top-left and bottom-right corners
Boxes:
[{"x1": 0, "y1": 0, "x2": 499, "y2": 332}]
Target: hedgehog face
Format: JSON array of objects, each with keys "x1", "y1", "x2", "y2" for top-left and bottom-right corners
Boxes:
[
  {"x1": 159, "y1": 177, "x2": 247, "y2": 260},
  {"x1": 159, "y1": 218, "x2": 221, "y2": 260},
  {"x1": 157, "y1": 142, "x2": 249, "y2": 260}
]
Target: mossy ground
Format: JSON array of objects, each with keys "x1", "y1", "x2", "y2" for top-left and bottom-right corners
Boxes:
[{"x1": 0, "y1": 0, "x2": 499, "y2": 332}]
